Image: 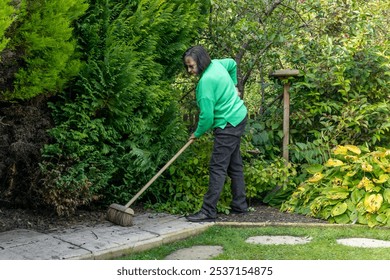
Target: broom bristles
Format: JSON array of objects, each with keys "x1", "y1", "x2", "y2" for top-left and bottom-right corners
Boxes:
[{"x1": 106, "y1": 204, "x2": 134, "y2": 227}]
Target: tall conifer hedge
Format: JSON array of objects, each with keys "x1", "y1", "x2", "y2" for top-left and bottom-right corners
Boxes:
[
  {"x1": 0, "y1": 0, "x2": 15, "y2": 54},
  {"x1": 1, "y1": 0, "x2": 88, "y2": 100},
  {"x1": 40, "y1": 0, "x2": 209, "y2": 214}
]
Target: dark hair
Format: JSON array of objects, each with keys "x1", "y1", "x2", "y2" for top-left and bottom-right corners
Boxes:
[{"x1": 182, "y1": 45, "x2": 211, "y2": 75}]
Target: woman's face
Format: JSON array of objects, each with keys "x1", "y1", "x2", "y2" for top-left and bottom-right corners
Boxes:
[{"x1": 184, "y1": 56, "x2": 198, "y2": 76}]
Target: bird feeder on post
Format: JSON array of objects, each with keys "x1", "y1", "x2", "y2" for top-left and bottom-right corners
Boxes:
[{"x1": 269, "y1": 69, "x2": 299, "y2": 165}]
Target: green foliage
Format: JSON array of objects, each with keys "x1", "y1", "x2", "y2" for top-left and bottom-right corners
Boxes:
[
  {"x1": 285, "y1": 0, "x2": 390, "y2": 150},
  {"x1": 152, "y1": 130, "x2": 298, "y2": 214},
  {"x1": 0, "y1": 0, "x2": 15, "y2": 54},
  {"x1": 152, "y1": 134, "x2": 212, "y2": 214},
  {"x1": 244, "y1": 155, "x2": 297, "y2": 207},
  {"x1": 243, "y1": 119, "x2": 299, "y2": 205},
  {"x1": 3, "y1": 0, "x2": 88, "y2": 100},
  {"x1": 290, "y1": 139, "x2": 331, "y2": 165},
  {"x1": 40, "y1": 0, "x2": 210, "y2": 214},
  {"x1": 246, "y1": 115, "x2": 283, "y2": 159},
  {"x1": 200, "y1": 0, "x2": 293, "y2": 97},
  {"x1": 2, "y1": 0, "x2": 389, "y2": 215},
  {"x1": 40, "y1": 100, "x2": 120, "y2": 214},
  {"x1": 282, "y1": 145, "x2": 390, "y2": 227},
  {"x1": 235, "y1": 0, "x2": 390, "y2": 174}
]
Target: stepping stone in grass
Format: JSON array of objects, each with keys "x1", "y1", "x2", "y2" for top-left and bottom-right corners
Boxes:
[
  {"x1": 246, "y1": 235, "x2": 312, "y2": 245},
  {"x1": 337, "y1": 238, "x2": 390, "y2": 248},
  {"x1": 164, "y1": 245, "x2": 224, "y2": 260}
]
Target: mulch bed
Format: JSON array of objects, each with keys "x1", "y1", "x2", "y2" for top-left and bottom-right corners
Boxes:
[{"x1": 0, "y1": 200, "x2": 325, "y2": 234}]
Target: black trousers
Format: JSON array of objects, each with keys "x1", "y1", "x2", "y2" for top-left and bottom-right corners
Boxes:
[{"x1": 201, "y1": 116, "x2": 248, "y2": 217}]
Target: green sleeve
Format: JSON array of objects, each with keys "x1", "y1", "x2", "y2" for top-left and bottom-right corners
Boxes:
[
  {"x1": 217, "y1": 58, "x2": 238, "y2": 85},
  {"x1": 194, "y1": 97, "x2": 214, "y2": 138}
]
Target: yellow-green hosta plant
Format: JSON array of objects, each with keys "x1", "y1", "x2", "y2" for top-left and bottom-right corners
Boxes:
[{"x1": 281, "y1": 145, "x2": 390, "y2": 227}]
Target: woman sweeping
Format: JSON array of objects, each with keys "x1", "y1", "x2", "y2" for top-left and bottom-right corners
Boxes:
[{"x1": 183, "y1": 45, "x2": 248, "y2": 222}]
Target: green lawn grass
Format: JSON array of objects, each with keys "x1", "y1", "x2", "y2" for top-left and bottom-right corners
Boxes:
[{"x1": 118, "y1": 225, "x2": 390, "y2": 260}]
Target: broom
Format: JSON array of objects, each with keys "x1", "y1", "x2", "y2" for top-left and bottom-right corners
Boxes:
[{"x1": 106, "y1": 139, "x2": 194, "y2": 226}]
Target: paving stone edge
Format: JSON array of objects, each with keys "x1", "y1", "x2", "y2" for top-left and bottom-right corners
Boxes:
[{"x1": 74, "y1": 223, "x2": 213, "y2": 260}]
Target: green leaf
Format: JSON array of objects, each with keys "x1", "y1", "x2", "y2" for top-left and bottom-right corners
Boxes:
[
  {"x1": 357, "y1": 213, "x2": 368, "y2": 225},
  {"x1": 383, "y1": 189, "x2": 390, "y2": 203},
  {"x1": 334, "y1": 213, "x2": 350, "y2": 224},
  {"x1": 376, "y1": 213, "x2": 387, "y2": 224},
  {"x1": 325, "y1": 188, "x2": 349, "y2": 200},
  {"x1": 349, "y1": 210, "x2": 358, "y2": 223},
  {"x1": 367, "y1": 214, "x2": 380, "y2": 228},
  {"x1": 351, "y1": 188, "x2": 364, "y2": 203},
  {"x1": 331, "y1": 202, "x2": 348, "y2": 217},
  {"x1": 305, "y1": 164, "x2": 324, "y2": 174}
]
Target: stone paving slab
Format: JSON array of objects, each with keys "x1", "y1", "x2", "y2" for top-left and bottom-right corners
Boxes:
[
  {"x1": 136, "y1": 213, "x2": 211, "y2": 237},
  {"x1": 0, "y1": 229, "x2": 89, "y2": 260},
  {"x1": 0, "y1": 229, "x2": 45, "y2": 249},
  {"x1": 0, "y1": 213, "x2": 213, "y2": 260},
  {"x1": 52, "y1": 224, "x2": 160, "y2": 259}
]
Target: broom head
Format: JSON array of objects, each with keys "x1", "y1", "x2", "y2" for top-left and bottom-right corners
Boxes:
[{"x1": 106, "y1": 203, "x2": 135, "y2": 226}]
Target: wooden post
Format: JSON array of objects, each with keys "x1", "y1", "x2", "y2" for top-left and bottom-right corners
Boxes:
[
  {"x1": 269, "y1": 69, "x2": 299, "y2": 164},
  {"x1": 283, "y1": 82, "x2": 290, "y2": 162}
]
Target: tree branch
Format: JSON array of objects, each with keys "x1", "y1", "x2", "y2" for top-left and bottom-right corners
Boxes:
[{"x1": 265, "y1": 0, "x2": 283, "y2": 16}]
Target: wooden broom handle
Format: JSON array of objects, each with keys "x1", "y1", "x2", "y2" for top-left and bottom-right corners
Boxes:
[{"x1": 125, "y1": 139, "x2": 194, "y2": 208}]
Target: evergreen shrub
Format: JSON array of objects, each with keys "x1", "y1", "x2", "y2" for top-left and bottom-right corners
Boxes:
[
  {"x1": 40, "y1": 0, "x2": 210, "y2": 214},
  {"x1": 5, "y1": 0, "x2": 88, "y2": 100},
  {"x1": 0, "y1": 0, "x2": 15, "y2": 54}
]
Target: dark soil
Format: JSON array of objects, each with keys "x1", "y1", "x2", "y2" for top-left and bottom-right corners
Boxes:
[
  {"x1": 217, "y1": 202, "x2": 326, "y2": 224},
  {"x1": 0, "y1": 200, "x2": 326, "y2": 234},
  {"x1": 0, "y1": 99, "x2": 53, "y2": 208},
  {"x1": 0, "y1": 203, "x2": 108, "y2": 233}
]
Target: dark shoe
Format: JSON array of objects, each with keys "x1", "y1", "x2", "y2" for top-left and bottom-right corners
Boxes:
[
  {"x1": 230, "y1": 208, "x2": 248, "y2": 215},
  {"x1": 186, "y1": 211, "x2": 216, "y2": 222}
]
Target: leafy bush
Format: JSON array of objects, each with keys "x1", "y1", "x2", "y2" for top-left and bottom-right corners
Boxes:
[
  {"x1": 152, "y1": 134, "x2": 212, "y2": 214},
  {"x1": 245, "y1": 116, "x2": 283, "y2": 160},
  {"x1": 243, "y1": 122, "x2": 298, "y2": 205},
  {"x1": 152, "y1": 130, "x2": 298, "y2": 215},
  {"x1": 244, "y1": 155, "x2": 297, "y2": 207},
  {"x1": 286, "y1": 1, "x2": 390, "y2": 150},
  {"x1": 40, "y1": 105, "x2": 120, "y2": 215},
  {"x1": 282, "y1": 145, "x2": 390, "y2": 227}
]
